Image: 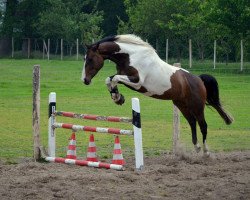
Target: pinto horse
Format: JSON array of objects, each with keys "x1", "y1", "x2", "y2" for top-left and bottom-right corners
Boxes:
[{"x1": 81, "y1": 34, "x2": 233, "y2": 155}]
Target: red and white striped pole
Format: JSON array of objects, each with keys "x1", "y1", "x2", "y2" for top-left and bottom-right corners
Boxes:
[
  {"x1": 48, "y1": 92, "x2": 56, "y2": 157},
  {"x1": 52, "y1": 123, "x2": 133, "y2": 135},
  {"x1": 45, "y1": 157, "x2": 124, "y2": 171}
]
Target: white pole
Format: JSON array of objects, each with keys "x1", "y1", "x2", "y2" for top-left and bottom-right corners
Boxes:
[
  {"x1": 214, "y1": 40, "x2": 216, "y2": 69},
  {"x1": 240, "y1": 40, "x2": 243, "y2": 71},
  {"x1": 173, "y1": 63, "x2": 181, "y2": 154},
  {"x1": 48, "y1": 92, "x2": 56, "y2": 157},
  {"x1": 132, "y1": 98, "x2": 144, "y2": 171},
  {"x1": 76, "y1": 38, "x2": 79, "y2": 60},
  {"x1": 166, "y1": 39, "x2": 169, "y2": 63},
  {"x1": 189, "y1": 39, "x2": 192, "y2": 68}
]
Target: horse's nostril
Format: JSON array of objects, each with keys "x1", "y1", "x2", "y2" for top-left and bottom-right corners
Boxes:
[{"x1": 84, "y1": 78, "x2": 90, "y2": 85}]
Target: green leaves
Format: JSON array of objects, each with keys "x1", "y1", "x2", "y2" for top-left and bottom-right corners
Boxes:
[{"x1": 36, "y1": 0, "x2": 103, "y2": 44}]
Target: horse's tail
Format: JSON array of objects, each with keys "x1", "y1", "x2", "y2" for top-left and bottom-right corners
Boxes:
[{"x1": 199, "y1": 74, "x2": 234, "y2": 125}]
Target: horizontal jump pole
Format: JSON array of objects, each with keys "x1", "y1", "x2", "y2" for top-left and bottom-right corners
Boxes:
[
  {"x1": 55, "y1": 111, "x2": 132, "y2": 123},
  {"x1": 45, "y1": 157, "x2": 124, "y2": 171},
  {"x1": 53, "y1": 122, "x2": 133, "y2": 135}
]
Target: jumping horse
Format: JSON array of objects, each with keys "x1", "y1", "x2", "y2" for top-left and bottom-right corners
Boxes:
[{"x1": 81, "y1": 34, "x2": 233, "y2": 155}]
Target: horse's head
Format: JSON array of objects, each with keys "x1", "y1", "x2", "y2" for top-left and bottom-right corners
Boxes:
[{"x1": 82, "y1": 43, "x2": 104, "y2": 85}]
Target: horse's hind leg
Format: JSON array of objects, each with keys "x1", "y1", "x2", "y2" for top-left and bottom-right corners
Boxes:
[
  {"x1": 173, "y1": 101, "x2": 201, "y2": 152},
  {"x1": 185, "y1": 115, "x2": 202, "y2": 153},
  {"x1": 197, "y1": 114, "x2": 209, "y2": 156}
]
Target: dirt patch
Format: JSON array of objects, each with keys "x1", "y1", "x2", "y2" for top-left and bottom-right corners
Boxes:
[{"x1": 0, "y1": 151, "x2": 249, "y2": 200}]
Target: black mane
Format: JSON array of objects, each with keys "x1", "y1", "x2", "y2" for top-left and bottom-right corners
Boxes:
[{"x1": 92, "y1": 35, "x2": 117, "y2": 46}]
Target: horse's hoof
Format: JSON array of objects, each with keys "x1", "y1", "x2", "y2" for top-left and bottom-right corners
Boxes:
[
  {"x1": 194, "y1": 144, "x2": 201, "y2": 153},
  {"x1": 203, "y1": 151, "x2": 210, "y2": 158},
  {"x1": 115, "y1": 94, "x2": 125, "y2": 105}
]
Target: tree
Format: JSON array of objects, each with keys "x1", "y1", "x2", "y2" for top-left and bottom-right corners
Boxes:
[
  {"x1": 96, "y1": 0, "x2": 128, "y2": 36},
  {"x1": 122, "y1": 0, "x2": 250, "y2": 61},
  {"x1": 0, "y1": 0, "x2": 18, "y2": 56},
  {"x1": 37, "y1": 0, "x2": 103, "y2": 44}
]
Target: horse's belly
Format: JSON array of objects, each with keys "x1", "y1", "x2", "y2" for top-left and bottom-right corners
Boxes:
[{"x1": 142, "y1": 68, "x2": 176, "y2": 96}]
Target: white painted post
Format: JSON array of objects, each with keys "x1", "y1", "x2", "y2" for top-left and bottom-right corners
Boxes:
[
  {"x1": 61, "y1": 39, "x2": 63, "y2": 61},
  {"x1": 240, "y1": 40, "x2": 243, "y2": 71},
  {"x1": 166, "y1": 39, "x2": 169, "y2": 63},
  {"x1": 76, "y1": 38, "x2": 79, "y2": 60},
  {"x1": 173, "y1": 63, "x2": 181, "y2": 154},
  {"x1": 189, "y1": 39, "x2": 192, "y2": 68},
  {"x1": 214, "y1": 40, "x2": 216, "y2": 69},
  {"x1": 132, "y1": 98, "x2": 144, "y2": 171},
  {"x1": 48, "y1": 92, "x2": 56, "y2": 157}
]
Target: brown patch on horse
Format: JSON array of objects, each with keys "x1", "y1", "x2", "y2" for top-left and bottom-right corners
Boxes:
[
  {"x1": 151, "y1": 70, "x2": 206, "y2": 105},
  {"x1": 98, "y1": 42, "x2": 121, "y2": 57}
]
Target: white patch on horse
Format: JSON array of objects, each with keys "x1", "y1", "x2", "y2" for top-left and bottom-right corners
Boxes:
[
  {"x1": 81, "y1": 55, "x2": 87, "y2": 83},
  {"x1": 114, "y1": 40, "x2": 185, "y2": 96}
]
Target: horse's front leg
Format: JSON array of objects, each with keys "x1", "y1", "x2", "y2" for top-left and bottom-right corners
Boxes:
[
  {"x1": 105, "y1": 75, "x2": 141, "y2": 105},
  {"x1": 105, "y1": 76, "x2": 125, "y2": 105}
]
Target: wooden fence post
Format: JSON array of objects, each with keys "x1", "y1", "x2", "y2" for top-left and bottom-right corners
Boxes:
[
  {"x1": 48, "y1": 39, "x2": 50, "y2": 60},
  {"x1": 166, "y1": 39, "x2": 169, "y2": 63},
  {"x1": 28, "y1": 38, "x2": 31, "y2": 59},
  {"x1": 11, "y1": 37, "x2": 14, "y2": 58},
  {"x1": 213, "y1": 40, "x2": 216, "y2": 69},
  {"x1": 76, "y1": 38, "x2": 79, "y2": 60},
  {"x1": 33, "y1": 65, "x2": 41, "y2": 160},
  {"x1": 240, "y1": 40, "x2": 243, "y2": 71},
  {"x1": 189, "y1": 39, "x2": 192, "y2": 68},
  {"x1": 61, "y1": 39, "x2": 63, "y2": 60},
  {"x1": 173, "y1": 63, "x2": 181, "y2": 154}
]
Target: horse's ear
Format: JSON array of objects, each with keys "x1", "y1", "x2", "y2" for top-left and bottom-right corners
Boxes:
[
  {"x1": 85, "y1": 44, "x2": 91, "y2": 49},
  {"x1": 92, "y1": 43, "x2": 100, "y2": 52}
]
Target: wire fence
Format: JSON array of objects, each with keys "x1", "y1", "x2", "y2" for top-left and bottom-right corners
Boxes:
[{"x1": 0, "y1": 37, "x2": 249, "y2": 72}]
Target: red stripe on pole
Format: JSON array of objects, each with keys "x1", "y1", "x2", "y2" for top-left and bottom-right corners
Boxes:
[
  {"x1": 99, "y1": 162, "x2": 111, "y2": 169},
  {"x1": 84, "y1": 115, "x2": 98, "y2": 120},
  {"x1": 62, "y1": 112, "x2": 74, "y2": 117},
  {"x1": 107, "y1": 117, "x2": 120, "y2": 122},
  {"x1": 62, "y1": 123, "x2": 73, "y2": 129},
  {"x1": 75, "y1": 160, "x2": 89, "y2": 166},
  {"x1": 84, "y1": 126, "x2": 97, "y2": 132},
  {"x1": 108, "y1": 128, "x2": 121, "y2": 134},
  {"x1": 55, "y1": 157, "x2": 65, "y2": 163}
]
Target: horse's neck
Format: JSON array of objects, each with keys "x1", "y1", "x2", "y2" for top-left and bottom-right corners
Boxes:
[{"x1": 110, "y1": 42, "x2": 176, "y2": 72}]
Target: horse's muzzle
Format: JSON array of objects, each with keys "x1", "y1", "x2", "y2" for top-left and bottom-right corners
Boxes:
[{"x1": 84, "y1": 78, "x2": 91, "y2": 85}]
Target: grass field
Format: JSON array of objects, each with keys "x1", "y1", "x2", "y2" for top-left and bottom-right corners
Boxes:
[{"x1": 0, "y1": 59, "x2": 249, "y2": 162}]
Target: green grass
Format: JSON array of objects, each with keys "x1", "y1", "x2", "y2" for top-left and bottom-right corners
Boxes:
[{"x1": 0, "y1": 59, "x2": 249, "y2": 161}]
